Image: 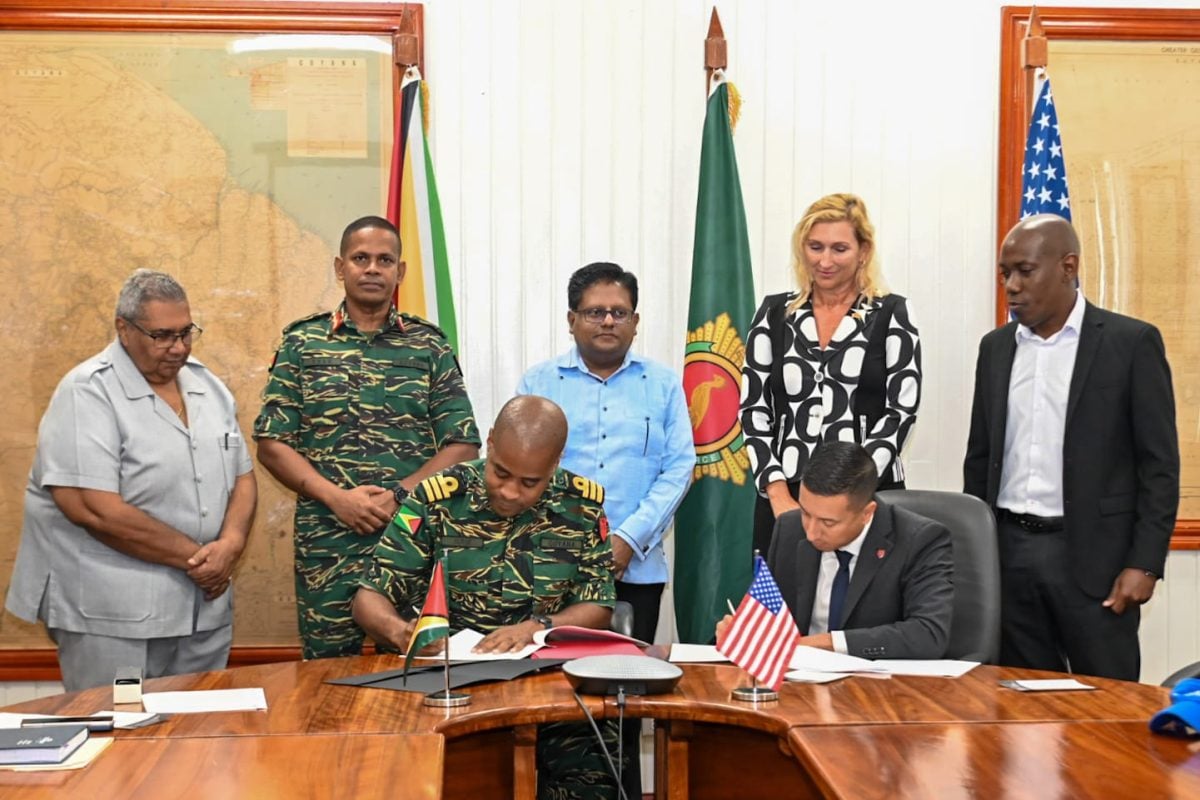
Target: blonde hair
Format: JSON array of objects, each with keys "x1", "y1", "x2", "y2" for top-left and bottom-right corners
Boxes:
[{"x1": 788, "y1": 193, "x2": 888, "y2": 313}]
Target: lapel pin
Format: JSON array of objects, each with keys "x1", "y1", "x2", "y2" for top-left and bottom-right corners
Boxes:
[{"x1": 876, "y1": 549, "x2": 886, "y2": 559}]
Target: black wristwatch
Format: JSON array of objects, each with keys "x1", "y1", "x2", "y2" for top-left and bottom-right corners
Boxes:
[
  {"x1": 393, "y1": 484, "x2": 410, "y2": 506},
  {"x1": 531, "y1": 613, "x2": 553, "y2": 630}
]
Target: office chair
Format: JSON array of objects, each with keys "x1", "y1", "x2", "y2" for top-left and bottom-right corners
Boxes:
[
  {"x1": 877, "y1": 490, "x2": 1001, "y2": 663},
  {"x1": 610, "y1": 600, "x2": 634, "y2": 638},
  {"x1": 1161, "y1": 661, "x2": 1200, "y2": 688}
]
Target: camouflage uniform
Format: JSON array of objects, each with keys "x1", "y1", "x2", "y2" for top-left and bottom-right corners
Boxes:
[
  {"x1": 362, "y1": 460, "x2": 622, "y2": 800},
  {"x1": 254, "y1": 302, "x2": 480, "y2": 659}
]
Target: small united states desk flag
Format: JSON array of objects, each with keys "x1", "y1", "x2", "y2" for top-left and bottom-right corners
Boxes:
[
  {"x1": 1021, "y1": 75, "x2": 1071, "y2": 221},
  {"x1": 717, "y1": 555, "x2": 799, "y2": 691}
]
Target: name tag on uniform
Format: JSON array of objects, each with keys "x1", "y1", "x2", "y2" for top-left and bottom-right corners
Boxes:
[
  {"x1": 541, "y1": 537, "x2": 583, "y2": 551},
  {"x1": 386, "y1": 358, "x2": 427, "y2": 371},
  {"x1": 301, "y1": 356, "x2": 343, "y2": 367},
  {"x1": 440, "y1": 536, "x2": 484, "y2": 549}
]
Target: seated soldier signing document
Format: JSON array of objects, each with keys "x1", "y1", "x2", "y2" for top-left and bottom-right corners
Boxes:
[{"x1": 353, "y1": 395, "x2": 624, "y2": 800}]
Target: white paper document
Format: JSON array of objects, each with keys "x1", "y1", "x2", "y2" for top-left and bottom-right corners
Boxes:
[
  {"x1": 668, "y1": 644, "x2": 731, "y2": 663},
  {"x1": 870, "y1": 660, "x2": 980, "y2": 678},
  {"x1": 789, "y1": 646, "x2": 888, "y2": 674},
  {"x1": 435, "y1": 628, "x2": 541, "y2": 661},
  {"x1": 141, "y1": 688, "x2": 267, "y2": 714},
  {"x1": 784, "y1": 669, "x2": 853, "y2": 684},
  {"x1": 1004, "y1": 679, "x2": 1095, "y2": 692}
]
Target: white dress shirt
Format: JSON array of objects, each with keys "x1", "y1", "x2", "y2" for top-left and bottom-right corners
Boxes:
[
  {"x1": 808, "y1": 514, "x2": 874, "y2": 654},
  {"x1": 997, "y1": 290, "x2": 1085, "y2": 517}
]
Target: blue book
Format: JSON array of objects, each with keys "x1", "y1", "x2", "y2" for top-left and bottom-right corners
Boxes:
[{"x1": 0, "y1": 724, "x2": 89, "y2": 765}]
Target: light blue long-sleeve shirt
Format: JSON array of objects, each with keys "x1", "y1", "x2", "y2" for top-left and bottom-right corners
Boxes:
[{"x1": 517, "y1": 347, "x2": 695, "y2": 584}]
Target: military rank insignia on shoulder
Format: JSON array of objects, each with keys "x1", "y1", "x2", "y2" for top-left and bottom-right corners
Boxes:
[
  {"x1": 281, "y1": 310, "x2": 331, "y2": 334},
  {"x1": 418, "y1": 472, "x2": 466, "y2": 503},
  {"x1": 565, "y1": 472, "x2": 605, "y2": 505}
]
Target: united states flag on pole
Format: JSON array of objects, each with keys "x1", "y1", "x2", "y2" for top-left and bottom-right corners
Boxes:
[
  {"x1": 717, "y1": 555, "x2": 799, "y2": 690},
  {"x1": 1020, "y1": 74, "x2": 1071, "y2": 221}
]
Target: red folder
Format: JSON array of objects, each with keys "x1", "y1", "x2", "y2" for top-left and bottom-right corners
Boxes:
[{"x1": 528, "y1": 625, "x2": 648, "y2": 660}]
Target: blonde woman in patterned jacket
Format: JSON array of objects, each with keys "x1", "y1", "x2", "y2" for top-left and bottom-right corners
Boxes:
[{"x1": 740, "y1": 193, "x2": 922, "y2": 555}]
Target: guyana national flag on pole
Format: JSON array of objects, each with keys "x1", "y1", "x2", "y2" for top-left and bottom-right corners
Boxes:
[
  {"x1": 402, "y1": 557, "x2": 450, "y2": 681},
  {"x1": 674, "y1": 72, "x2": 757, "y2": 644},
  {"x1": 388, "y1": 68, "x2": 459, "y2": 351}
]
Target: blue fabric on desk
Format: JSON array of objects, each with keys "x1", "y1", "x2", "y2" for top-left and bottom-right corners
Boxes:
[{"x1": 1149, "y1": 677, "x2": 1200, "y2": 737}]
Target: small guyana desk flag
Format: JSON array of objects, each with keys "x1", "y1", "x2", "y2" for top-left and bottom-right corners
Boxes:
[{"x1": 403, "y1": 558, "x2": 450, "y2": 681}]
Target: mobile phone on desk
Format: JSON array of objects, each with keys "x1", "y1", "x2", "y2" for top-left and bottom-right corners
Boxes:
[{"x1": 21, "y1": 715, "x2": 115, "y2": 732}]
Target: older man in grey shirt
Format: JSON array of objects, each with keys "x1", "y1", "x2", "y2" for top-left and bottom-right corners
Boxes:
[{"x1": 6, "y1": 270, "x2": 257, "y2": 691}]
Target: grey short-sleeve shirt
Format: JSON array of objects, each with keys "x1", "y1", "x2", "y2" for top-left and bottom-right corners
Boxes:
[{"x1": 5, "y1": 340, "x2": 253, "y2": 638}]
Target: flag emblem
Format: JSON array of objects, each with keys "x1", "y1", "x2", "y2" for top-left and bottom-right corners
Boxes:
[
  {"x1": 717, "y1": 555, "x2": 799, "y2": 691},
  {"x1": 683, "y1": 313, "x2": 751, "y2": 485},
  {"x1": 396, "y1": 509, "x2": 422, "y2": 537}
]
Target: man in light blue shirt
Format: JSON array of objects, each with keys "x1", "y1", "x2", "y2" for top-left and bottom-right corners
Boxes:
[
  {"x1": 518, "y1": 261, "x2": 694, "y2": 800},
  {"x1": 517, "y1": 262, "x2": 694, "y2": 642}
]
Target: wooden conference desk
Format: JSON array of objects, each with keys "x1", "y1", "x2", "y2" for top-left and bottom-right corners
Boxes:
[{"x1": 0, "y1": 655, "x2": 1183, "y2": 799}]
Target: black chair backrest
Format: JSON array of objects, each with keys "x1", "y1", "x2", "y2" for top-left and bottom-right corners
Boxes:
[
  {"x1": 610, "y1": 600, "x2": 635, "y2": 639},
  {"x1": 877, "y1": 489, "x2": 1001, "y2": 663}
]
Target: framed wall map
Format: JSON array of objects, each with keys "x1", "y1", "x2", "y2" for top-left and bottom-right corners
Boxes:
[
  {"x1": 998, "y1": 7, "x2": 1200, "y2": 548},
  {"x1": 0, "y1": 1, "x2": 423, "y2": 675}
]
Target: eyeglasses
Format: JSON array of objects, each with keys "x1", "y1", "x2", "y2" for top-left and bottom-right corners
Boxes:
[
  {"x1": 577, "y1": 307, "x2": 634, "y2": 325},
  {"x1": 127, "y1": 320, "x2": 203, "y2": 350}
]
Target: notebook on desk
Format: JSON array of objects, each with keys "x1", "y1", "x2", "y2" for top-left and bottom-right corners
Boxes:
[{"x1": 0, "y1": 725, "x2": 88, "y2": 765}]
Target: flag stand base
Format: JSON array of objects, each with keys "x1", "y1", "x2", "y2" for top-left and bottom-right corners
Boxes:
[
  {"x1": 424, "y1": 690, "x2": 471, "y2": 708},
  {"x1": 731, "y1": 686, "x2": 778, "y2": 703}
]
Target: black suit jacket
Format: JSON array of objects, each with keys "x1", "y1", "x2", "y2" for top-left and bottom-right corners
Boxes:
[
  {"x1": 768, "y1": 499, "x2": 954, "y2": 660},
  {"x1": 963, "y1": 302, "x2": 1179, "y2": 597}
]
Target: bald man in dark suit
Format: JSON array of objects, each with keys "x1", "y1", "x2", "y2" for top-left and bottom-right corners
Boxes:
[{"x1": 964, "y1": 214, "x2": 1179, "y2": 681}]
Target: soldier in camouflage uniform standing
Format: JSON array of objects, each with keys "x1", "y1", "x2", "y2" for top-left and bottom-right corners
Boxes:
[
  {"x1": 255, "y1": 216, "x2": 480, "y2": 660},
  {"x1": 354, "y1": 395, "x2": 623, "y2": 800}
]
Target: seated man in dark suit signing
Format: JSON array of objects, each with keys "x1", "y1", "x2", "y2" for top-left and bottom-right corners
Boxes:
[{"x1": 721, "y1": 442, "x2": 953, "y2": 659}]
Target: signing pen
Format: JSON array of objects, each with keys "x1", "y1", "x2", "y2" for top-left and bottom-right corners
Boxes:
[
  {"x1": 726, "y1": 599, "x2": 737, "y2": 615},
  {"x1": 22, "y1": 715, "x2": 114, "y2": 732}
]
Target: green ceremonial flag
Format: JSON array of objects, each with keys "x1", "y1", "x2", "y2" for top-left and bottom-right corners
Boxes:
[{"x1": 674, "y1": 79, "x2": 757, "y2": 643}]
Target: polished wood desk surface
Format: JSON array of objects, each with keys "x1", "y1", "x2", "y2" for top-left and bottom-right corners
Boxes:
[
  {"x1": 788, "y1": 721, "x2": 1200, "y2": 800},
  {"x1": 0, "y1": 733, "x2": 444, "y2": 800},
  {"x1": 619, "y1": 663, "x2": 1168, "y2": 734},
  {"x1": 4, "y1": 657, "x2": 1169, "y2": 739},
  {"x1": 0, "y1": 656, "x2": 1177, "y2": 799},
  {"x1": 3, "y1": 654, "x2": 607, "y2": 740}
]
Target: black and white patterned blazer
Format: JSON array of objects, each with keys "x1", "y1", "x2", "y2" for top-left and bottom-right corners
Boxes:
[{"x1": 739, "y1": 292, "x2": 921, "y2": 492}]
